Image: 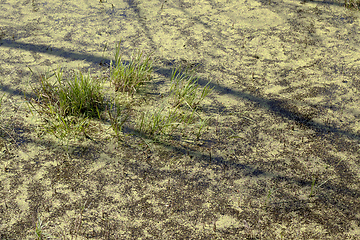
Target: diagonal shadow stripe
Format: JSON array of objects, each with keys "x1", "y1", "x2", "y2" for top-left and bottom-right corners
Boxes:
[{"x1": 0, "y1": 39, "x2": 107, "y2": 65}]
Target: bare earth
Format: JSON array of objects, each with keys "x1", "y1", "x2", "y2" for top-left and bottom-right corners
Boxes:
[{"x1": 0, "y1": 0, "x2": 360, "y2": 239}]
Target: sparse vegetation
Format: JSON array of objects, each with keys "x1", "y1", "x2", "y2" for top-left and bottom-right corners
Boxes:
[
  {"x1": 344, "y1": 0, "x2": 360, "y2": 10},
  {"x1": 0, "y1": 41, "x2": 211, "y2": 238},
  {"x1": 1, "y1": 1, "x2": 360, "y2": 238},
  {"x1": 23, "y1": 40, "x2": 213, "y2": 151},
  {"x1": 110, "y1": 40, "x2": 153, "y2": 95}
]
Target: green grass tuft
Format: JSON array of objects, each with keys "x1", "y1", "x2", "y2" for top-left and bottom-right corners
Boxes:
[{"x1": 110, "y1": 40, "x2": 153, "y2": 96}]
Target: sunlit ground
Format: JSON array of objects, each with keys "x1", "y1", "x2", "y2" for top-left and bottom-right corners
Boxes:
[{"x1": 1, "y1": 0, "x2": 360, "y2": 239}]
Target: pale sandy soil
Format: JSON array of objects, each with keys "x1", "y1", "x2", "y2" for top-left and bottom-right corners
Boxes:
[{"x1": 1, "y1": 0, "x2": 360, "y2": 239}]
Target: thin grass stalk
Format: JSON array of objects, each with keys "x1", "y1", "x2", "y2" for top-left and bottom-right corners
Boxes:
[
  {"x1": 95, "y1": 105, "x2": 101, "y2": 120},
  {"x1": 199, "y1": 81, "x2": 214, "y2": 102},
  {"x1": 34, "y1": 70, "x2": 59, "y2": 112},
  {"x1": 73, "y1": 117, "x2": 89, "y2": 136},
  {"x1": 196, "y1": 117, "x2": 209, "y2": 140},
  {"x1": 139, "y1": 111, "x2": 145, "y2": 134},
  {"x1": 58, "y1": 113, "x2": 70, "y2": 135},
  {"x1": 151, "y1": 105, "x2": 166, "y2": 135},
  {"x1": 108, "y1": 115, "x2": 118, "y2": 137},
  {"x1": 169, "y1": 68, "x2": 185, "y2": 106},
  {"x1": 39, "y1": 71, "x2": 57, "y2": 103},
  {"x1": 165, "y1": 105, "x2": 182, "y2": 133},
  {"x1": 35, "y1": 217, "x2": 54, "y2": 240},
  {"x1": 26, "y1": 99, "x2": 47, "y2": 123},
  {"x1": 0, "y1": 93, "x2": 5, "y2": 113},
  {"x1": 114, "y1": 40, "x2": 122, "y2": 66},
  {"x1": 107, "y1": 101, "x2": 130, "y2": 140},
  {"x1": 183, "y1": 80, "x2": 199, "y2": 107},
  {"x1": 185, "y1": 106, "x2": 197, "y2": 125}
]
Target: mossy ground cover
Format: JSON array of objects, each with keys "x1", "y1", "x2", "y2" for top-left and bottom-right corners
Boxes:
[{"x1": 1, "y1": 0, "x2": 360, "y2": 239}]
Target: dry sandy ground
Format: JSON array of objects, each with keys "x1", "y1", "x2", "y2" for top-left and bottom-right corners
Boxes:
[{"x1": 1, "y1": 0, "x2": 360, "y2": 239}]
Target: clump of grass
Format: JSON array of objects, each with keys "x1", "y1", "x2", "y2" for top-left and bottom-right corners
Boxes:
[
  {"x1": 167, "y1": 65, "x2": 213, "y2": 140},
  {"x1": 26, "y1": 67, "x2": 106, "y2": 148},
  {"x1": 344, "y1": 0, "x2": 360, "y2": 10},
  {"x1": 110, "y1": 40, "x2": 153, "y2": 96},
  {"x1": 137, "y1": 103, "x2": 184, "y2": 136},
  {"x1": 169, "y1": 65, "x2": 213, "y2": 110},
  {"x1": 138, "y1": 104, "x2": 167, "y2": 136},
  {"x1": 34, "y1": 217, "x2": 54, "y2": 240},
  {"x1": 28, "y1": 67, "x2": 105, "y2": 119},
  {"x1": 136, "y1": 66, "x2": 213, "y2": 140},
  {"x1": 57, "y1": 69, "x2": 105, "y2": 118}
]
